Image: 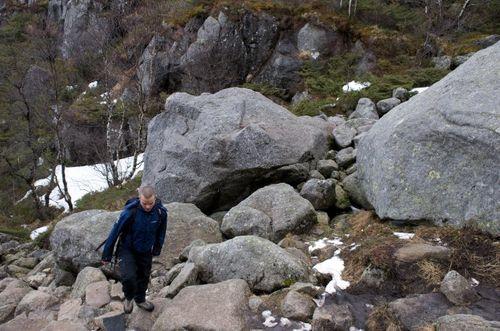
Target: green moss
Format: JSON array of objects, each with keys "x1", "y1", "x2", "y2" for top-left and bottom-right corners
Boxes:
[{"x1": 282, "y1": 278, "x2": 297, "y2": 287}]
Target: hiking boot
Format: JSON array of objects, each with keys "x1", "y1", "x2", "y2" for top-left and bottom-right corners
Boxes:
[
  {"x1": 136, "y1": 300, "x2": 154, "y2": 312},
  {"x1": 123, "y1": 299, "x2": 133, "y2": 314}
]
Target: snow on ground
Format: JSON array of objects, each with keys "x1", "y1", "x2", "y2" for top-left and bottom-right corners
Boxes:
[
  {"x1": 342, "y1": 81, "x2": 371, "y2": 93},
  {"x1": 471, "y1": 278, "x2": 479, "y2": 287},
  {"x1": 314, "y1": 254, "x2": 350, "y2": 293},
  {"x1": 410, "y1": 87, "x2": 428, "y2": 94},
  {"x1": 393, "y1": 232, "x2": 415, "y2": 240},
  {"x1": 311, "y1": 237, "x2": 350, "y2": 294},
  {"x1": 262, "y1": 310, "x2": 278, "y2": 327},
  {"x1": 30, "y1": 226, "x2": 48, "y2": 240},
  {"x1": 28, "y1": 153, "x2": 143, "y2": 212},
  {"x1": 88, "y1": 81, "x2": 98, "y2": 89},
  {"x1": 308, "y1": 237, "x2": 343, "y2": 253}
]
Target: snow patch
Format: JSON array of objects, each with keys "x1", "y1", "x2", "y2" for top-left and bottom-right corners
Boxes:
[
  {"x1": 88, "y1": 81, "x2": 98, "y2": 89},
  {"x1": 393, "y1": 232, "x2": 415, "y2": 240},
  {"x1": 293, "y1": 322, "x2": 312, "y2": 331},
  {"x1": 313, "y1": 247, "x2": 350, "y2": 293},
  {"x1": 471, "y1": 278, "x2": 479, "y2": 287},
  {"x1": 311, "y1": 51, "x2": 320, "y2": 60},
  {"x1": 308, "y1": 237, "x2": 343, "y2": 253},
  {"x1": 342, "y1": 81, "x2": 371, "y2": 93},
  {"x1": 410, "y1": 87, "x2": 428, "y2": 94},
  {"x1": 30, "y1": 154, "x2": 143, "y2": 212},
  {"x1": 262, "y1": 310, "x2": 278, "y2": 327},
  {"x1": 30, "y1": 226, "x2": 48, "y2": 240}
]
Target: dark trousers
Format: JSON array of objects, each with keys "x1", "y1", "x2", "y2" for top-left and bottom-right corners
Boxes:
[{"x1": 119, "y1": 246, "x2": 152, "y2": 303}]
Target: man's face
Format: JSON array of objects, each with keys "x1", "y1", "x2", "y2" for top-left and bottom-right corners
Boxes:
[{"x1": 140, "y1": 195, "x2": 156, "y2": 212}]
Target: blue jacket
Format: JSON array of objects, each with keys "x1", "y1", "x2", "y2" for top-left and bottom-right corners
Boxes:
[{"x1": 102, "y1": 198, "x2": 168, "y2": 261}]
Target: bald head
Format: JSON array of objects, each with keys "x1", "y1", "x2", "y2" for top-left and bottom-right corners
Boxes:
[{"x1": 138, "y1": 185, "x2": 155, "y2": 199}]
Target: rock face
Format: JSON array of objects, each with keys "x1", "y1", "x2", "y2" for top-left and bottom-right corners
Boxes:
[
  {"x1": 358, "y1": 42, "x2": 500, "y2": 233},
  {"x1": 153, "y1": 279, "x2": 251, "y2": 331},
  {"x1": 222, "y1": 183, "x2": 317, "y2": 242},
  {"x1": 160, "y1": 203, "x2": 223, "y2": 268},
  {"x1": 60, "y1": 0, "x2": 113, "y2": 61},
  {"x1": 436, "y1": 314, "x2": 500, "y2": 331},
  {"x1": 50, "y1": 210, "x2": 119, "y2": 272},
  {"x1": 188, "y1": 236, "x2": 311, "y2": 292},
  {"x1": 142, "y1": 87, "x2": 332, "y2": 212}
]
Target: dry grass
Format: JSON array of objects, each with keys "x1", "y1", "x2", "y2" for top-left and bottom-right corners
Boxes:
[
  {"x1": 342, "y1": 211, "x2": 402, "y2": 283},
  {"x1": 366, "y1": 304, "x2": 403, "y2": 331},
  {"x1": 415, "y1": 225, "x2": 500, "y2": 287},
  {"x1": 417, "y1": 260, "x2": 447, "y2": 287}
]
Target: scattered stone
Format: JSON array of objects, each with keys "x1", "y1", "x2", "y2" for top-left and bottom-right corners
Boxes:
[
  {"x1": 395, "y1": 243, "x2": 451, "y2": 263},
  {"x1": 333, "y1": 124, "x2": 357, "y2": 148},
  {"x1": 160, "y1": 203, "x2": 223, "y2": 268},
  {"x1": 389, "y1": 292, "x2": 451, "y2": 330},
  {"x1": 281, "y1": 290, "x2": 316, "y2": 321},
  {"x1": 335, "y1": 147, "x2": 356, "y2": 168},
  {"x1": 41, "y1": 320, "x2": 88, "y2": 331},
  {"x1": 110, "y1": 282, "x2": 124, "y2": 301},
  {"x1": 432, "y1": 55, "x2": 452, "y2": 70},
  {"x1": 436, "y1": 314, "x2": 500, "y2": 331},
  {"x1": 221, "y1": 206, "x2": 273, "y2": 240},
  {"x1": 0, "y1": 311, "x2": 50, "y2": 331},
  {"x1": 14, "y1": 290, "x2": 58, "y2": 316},
  {"x1": 300, "y1": 179, "x2": 336, "y2": 211},
  {"x1": 221, "y1": 184, "x2": 317, "y2": 242},
  {"x1": 128, "y1": 298, "x2": 167, "y2": 331},
  {"x1": 334, "y1": 185, "x2": 351, "y2": 210},
  {"x1": 57, "y1": 298, "x2": 82, "y2": 321},
  {"x1": 85, "y1": 280, "x2": 110, "y2": 308},
  {"x1": 349, "y1": 98, "x2": 379, "y2": 120},
  {"x1": 312, "y1": 303, "x2": 353, "y2": 331},
  {"x1": 165, "y1": 263, "x2": 199, "y2": 298},
  {"x1": 360, "y1": 267, "x2": 385, "y2": 288},
  {"x1": 440, "y1": 270, "x2": 479, "y2": 305},
  {"x1": 153, "y1": 279, "x2": 251, "y2": 331},
  {"x1": 317, "y1": 159, "x2": 339, "y2": 177},
  {"x1": 289, "y1": 282, "x2": 323, "y2": 297},
  {"x1": 188, "y1": 236, "x2": 311, "y2": 292},
  {"x1": 341, "y1": 172, "x2": 372, "y2": 209},
  {"x1": 13, "y1": 257, "x2": 38, "y2": 269},
  {"x1": 392, "y1": 87, "x2": 409, "y2": 101},
  {"x1": 0, "y1": 285, "x2": 31, "y2": 323},
  {"x1": 310, "y1": 170, "x2": 326, "y2": 180},
  {"x1": 164, "y1": 263, "x2": 186, "y2": 286},
  {"x1": 94, "y1": 310, "x2": 125, "y2": 331},
  {"x1": 70, "y1": 267, "x2": 106, "y2": 299},
  {"x1": 376, "y1": 97, "x2": 401, "y2": 116}
]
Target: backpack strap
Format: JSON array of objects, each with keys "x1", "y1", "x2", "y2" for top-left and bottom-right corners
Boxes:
[{"x1": 114, "y1": 207, "x2": 137, "y2": 259}]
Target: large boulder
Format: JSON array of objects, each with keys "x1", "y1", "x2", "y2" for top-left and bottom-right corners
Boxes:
[
  {"x1": 60, "y1": 0, "x2": 113, "y2": 61},
  {"x1": 50, "y1": 210, "x2": 119, "y2": 272},
  {"x1": 160, "y1": 203, "x2": 223, "y2": 268},
  {"x1": 178, "y1": 12, "x2": 278, "y2": 94},
  {"x1": 188, "y1": 236, "x2": 311, "y2": 292},
  {"x1": 221, "y1": 183, "x2": 317, "y2": 242},
  {"x1": 153, "y1": 279, "x2": 251, "y2": 331},
  {"x1": 357, "y1": 42, "x2": 500, "y2": 233},
  {"x1": 142, "y1": 87, "x2": 332, "y2": 212}
]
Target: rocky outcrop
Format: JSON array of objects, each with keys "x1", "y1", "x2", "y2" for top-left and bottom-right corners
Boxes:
[
  {"x1": 142, "y1": 87, "x2": 332, "y2": 212},
  {"x1": 60, "y1": 0, "x2": 113, "y2": 61},
  {"x1": 188, "y1": 236, "x2": 311, "y2": 292},
  {"x1": 160, "y1": 203, "x2": 223, "y2": 268},
  {"x1": 153, "y1": 279, "x2": 251, "y2": 331},
  {"x1": 357, "y1": 42, "x2": 500, "y2": 233},
  {"x1": 50, "y1": 210, "x2": 119, "y2": 272},
  {"x1": 221, "y1": 183, "x2": 317, "y2": 242}
]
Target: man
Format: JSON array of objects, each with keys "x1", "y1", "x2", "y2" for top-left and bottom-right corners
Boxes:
[{"x1": 101, "y1": 185, "x2": 168, "y2": 313}]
